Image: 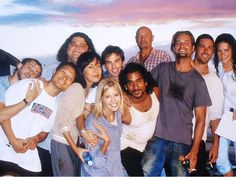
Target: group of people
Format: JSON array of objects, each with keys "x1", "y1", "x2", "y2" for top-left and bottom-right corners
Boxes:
[{"x1": 0, "y1": 26, "x2": 235, "y2": 177}]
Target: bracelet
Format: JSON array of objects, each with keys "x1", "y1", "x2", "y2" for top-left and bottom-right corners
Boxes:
[{"x1": 23, "y1": 98, "x2": 30, "y2": 106}]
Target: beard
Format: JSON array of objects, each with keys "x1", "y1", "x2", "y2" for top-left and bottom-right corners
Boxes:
[{"x1": 176, "y1": 53, "x2": 188, "y2": 59}]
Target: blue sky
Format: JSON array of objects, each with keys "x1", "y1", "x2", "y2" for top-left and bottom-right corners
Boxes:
[{"x1": 0, "y1": 0, "x2": 236, "y2": 61}]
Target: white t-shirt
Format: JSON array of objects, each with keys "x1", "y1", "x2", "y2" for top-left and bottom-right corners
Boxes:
[
  {"x1": 0, "y1": 79, "x2": 59, "y2": 172},
  {"x1": 121, "y1": 93, "x2": 159, "y2": 152},
  {"x1": 192, "y1": 70, "x2": 224, "y2": 141}
]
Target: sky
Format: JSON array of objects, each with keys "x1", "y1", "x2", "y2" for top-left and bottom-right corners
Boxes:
[{"x1": 0, "y1": 0, "x2": 236, "y2": 62}]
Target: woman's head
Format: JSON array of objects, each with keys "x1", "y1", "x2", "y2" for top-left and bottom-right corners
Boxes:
[
  {"x1": 57, "y1": 32, "x2": 95, "y2": 64},
  {"x1": 94, "y1": 76, "x2": 123, "y2": 118},
  {"x1": 77, "y1": 51, "x2": 103, "y2": 88},
  {"x1": 214, "y1": 33, "x2": 236, "y2": 76}
]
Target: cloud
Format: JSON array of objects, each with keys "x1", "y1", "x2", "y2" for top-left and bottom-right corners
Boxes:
[{"x1": 0, "y1": 0, "x2": 236, "y2": 27}]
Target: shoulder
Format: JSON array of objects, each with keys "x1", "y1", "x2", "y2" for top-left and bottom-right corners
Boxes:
[{"x1": 64, "y1": 83, "x2": 84, "y2": 94}]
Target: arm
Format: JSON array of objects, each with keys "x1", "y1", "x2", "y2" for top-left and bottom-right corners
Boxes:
[
  {"x1": 208, "y1": 118, "x2": 220, "y2": 164},
  {"x1": 24, "y1": 132, "x2": 48, "y2": 150},
  {"x1": 153, "y1": 86, "x2": 160, "y2": 100},
  {"x1": 122, "y1": 93, "x2": 131, "y2": 125},
  {"x1": 0, "y1": 80, "x2": 41, "y2": 123},
  {"x1": 185, "y1": 106, "x2": 206, "y2": 172},
  {"x1": 0, "y1": 49, "x2": 20, "y2": 67}
]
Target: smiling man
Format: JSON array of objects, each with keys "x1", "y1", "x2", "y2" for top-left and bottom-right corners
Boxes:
[{"x1": 0, "y1": 62, "x2": 77, "y2": 176}]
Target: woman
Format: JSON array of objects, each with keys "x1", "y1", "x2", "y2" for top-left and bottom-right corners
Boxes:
[
  {"x1": 81, "y1": 77, "x2": 127, "y2": 176},
  {"x1": 51, "y1": 50, "x2": 102, "y2": 176},
  {"x1": 214, "y1": 33, "x2": 236, "y2": 176}
]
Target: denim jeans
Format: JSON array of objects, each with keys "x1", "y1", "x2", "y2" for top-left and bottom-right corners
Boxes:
[
  {"x1": 216, "y1": 136, "x2": 236, "y2": 175},
  {"x1": 141, "y1": 137, "x2": 191, "y2": 176}
]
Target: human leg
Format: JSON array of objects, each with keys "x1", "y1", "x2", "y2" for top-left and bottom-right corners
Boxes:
[
  {"x1": 121, "y1": 147, "x2": 144, "y2": 176},
  {"x1": 141, "y1": 137, "x2": 166, "y2": 176},
  {"x1": 37, "y1": 146, "x2": 53, "y2": 176},
  {"x1": 216, "y1": 137, "x2": 232, "y2": 175}
]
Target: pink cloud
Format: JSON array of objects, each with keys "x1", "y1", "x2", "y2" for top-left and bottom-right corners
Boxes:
[{"x1": 49, "y1": 0, "x2": 236, "y2": 26}]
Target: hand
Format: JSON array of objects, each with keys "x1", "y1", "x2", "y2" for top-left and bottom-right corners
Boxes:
[
  {"x1": 84, "y1": 103, "x2": 94, "y2": 113},
  {"x1": 93, "y1": 122, "x2": 110, "y2": 143},
  {"x1": 10, "y1": 138, "x2": 27, "y2": 153},
  {"x1": 81, "y1": 129, "x2": 99, "y2": 147},
  {"x1": 123, "y1": 93, "x2": 131, "y2": 109},
  {"x1": 25, "y1": 80, "x2": 42, "y2": 103},
  {"x1": 208, "y1": 145, "x2": 218, "y2": 164},
  {"x1": 185, "y1": 151, "x2": 197, "y2": 173},
  {"x1": 24, "y1": 136, "x2": 38, "y2": 150},
  {"x1": 233, "y1": 111, "x2": 236, "y2": 120},
  {"x1": 74, "y1": 147, "x2": 90, "y2": 162}
]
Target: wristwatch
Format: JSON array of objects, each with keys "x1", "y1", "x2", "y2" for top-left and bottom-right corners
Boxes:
[{"x1": 23, "y1": 98, "x2": 30, "y2": 106}]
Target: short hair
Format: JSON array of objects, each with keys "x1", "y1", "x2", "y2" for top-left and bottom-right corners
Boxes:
[
  {"x1": 57, "y1": 32, "x2": 95, "y2": 62},
  {"x1": 195, "y1": 34, "x2": 214, "y2": 47},
  {"x1": 119, "y1": 63, "x2": 155, "y2": 94},
  {"x1": 20, "y1": 58, "x2": 42, "y2": 77},
  {"x1": 214, "y1": 33, "x2": 236, "y2": 77},
  {"x1": 54, "y1": 61, "x2": 77, "y2": 82},
  {"x1": 171, "y1": 31, "x2": 195, "y2": 52},
  {"x1": 93, "y1": 76, "x2": 124, "y2": 118},
  {"x1": 76, "y1": 51, "x2": 102, "y2": 88},
  {"x1": 101, "y1": 45, "x2": 125, "y2": 65}
]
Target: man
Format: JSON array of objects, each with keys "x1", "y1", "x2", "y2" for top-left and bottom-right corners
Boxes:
[
  {"x1": 101, "y1": 45, "x2": 125, "y2": 80},
  {"x1": 142, "y1": 31, "x2": 211, "y2": 176},
  {"x1": 119, "y1": 63, "x2": 159, "y2": 176},
  {"x1": 0, "y1": 62, "x2": 77, "y2": 176},
  {"x1": 0, "y1": 58, "x2": 42, "y2": 123},
  {"x1": 192, "y1": 34, "x2": 224, "y2": 175},
  {"x1": 0, "y1": 49, "x2": 21, "y2": 76},
  {"x1": 127, "y1": 26, "x2": 171, "y2": 72}
]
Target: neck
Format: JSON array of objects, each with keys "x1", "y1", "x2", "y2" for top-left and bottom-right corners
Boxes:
[
  {"x1": 139, "y1": 47, "x2": 152, "y2": 63},
  {"x1": 193, "y1": 59, "x2": 209, "y2": 75},
  {"x1": 222, "y1": 61, "x2": 233, "y2": 72},
  {"x1": 103, "y1": 108, "x2": 115, "y2": 122},
  {"x1": 9, "y1": 72, "x2": 19, "y2": 85},
  {"x1": 44, "y1": 81, "x2": 61, "y2": 97},
  {"x1": 129, "y1": 92, "x2": 148, "y2": 105},
  {"x1": 175, "y1": 58, "x2": 193, "y2": 72}
]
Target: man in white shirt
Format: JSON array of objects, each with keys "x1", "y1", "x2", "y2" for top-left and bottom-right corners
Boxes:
[{"x1": 0, "y1": 62, "x2": 77, "y2": 176}]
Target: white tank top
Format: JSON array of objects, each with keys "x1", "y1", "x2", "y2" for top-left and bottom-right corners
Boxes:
[{"x1": 121, "y1": 92, "x2": 159, "y2": 152}]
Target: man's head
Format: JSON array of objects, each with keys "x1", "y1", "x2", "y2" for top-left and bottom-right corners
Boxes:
[
  {"x1": 51, "y1": 62, "x2": 77, "y2": 91},
  {"x1": 57, "y1": 32, "x2": 95, "y2": 64},
  {"x1": 195, "y1": 34, "x2": 214, "y2": 64},
  {"x1": 119, "y1": 63, "x2": 155, "y2": 99},
  {"x1": 135, "y1": 26, "x2": 154, "y2": 50},
  {"x1": 17, "y1": 58, "x2": 42, "y2": 80},
  {"x1": 101, "y1": 45, "x2": 124, "y2": 78},
  {"x1": 171, "y1": 31, "x2": 195, "y2": 60}
]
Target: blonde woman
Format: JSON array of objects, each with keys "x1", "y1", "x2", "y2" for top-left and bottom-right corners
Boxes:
[{"x1": 81, "y1": 77, "x2": 127, "y2": 176}]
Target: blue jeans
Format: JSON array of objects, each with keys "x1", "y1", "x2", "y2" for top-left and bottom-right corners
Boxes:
[
  {"x1": 141, "y1": 137, "x2": 191, "y2": 176},
  {"x1": 216, "y1": 136, "x2": 236, "y2": 175}
]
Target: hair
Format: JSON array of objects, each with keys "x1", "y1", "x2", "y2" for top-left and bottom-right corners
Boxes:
[
  {"x1": 76, "y1": 51, "x2": 102, "y2": 88},
  {"x1": 213, "y1": 33, "x2": 236, "y2": 77},
  {"x1": 195, "y1": 34, "x2": 214, "y2": 47},
  {"x1": 171, "y1": 31, "x2": 195, "y2": 52},
  {"x1": 101, "y1": 45, "x2": 125, "y2": 65},
  {"x1": 54, "y1": 61, "x2": 77, "y2": 82},
  {"x1": 93, "y1": 76, "x2": 124, "y2": 118},
  {"x1": 119, "y1": 63, "x2": 155, "y2": 94},
  {"x1": 57, "y1": 32, "x2": 95, "y2": 62},
  {"x1": 17, "y1": 58, "x2": 42, "y2": 77}
]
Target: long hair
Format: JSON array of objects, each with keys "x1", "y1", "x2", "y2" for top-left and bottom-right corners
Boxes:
[
  {"x1": 213, "y1": 33, "x2": 236, "y2": 77},
  {"x1": 119, "y1": 63, "x2": 155, "y2": 94},
  {"x1": 76, "y1": 51, "x2": 102, "y2": 88},
  {"x1": 57, "y1": 32, "x2": 95, "y2": 62},
  {"x1": 93, "y1": 76, "x2": 124, "y2": 118}
]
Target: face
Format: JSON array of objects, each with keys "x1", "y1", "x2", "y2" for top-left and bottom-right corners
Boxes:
[
  {"x1": 217, "y1": 42, "x2": 233, "y2": 65},
  {"x1": 195, "y1": 38, "x2": 214, "y2": 64},
  {"x1": 105, "y1": 53, "x2": 124, "y2": 78},
  {"x1": 83, "y1": 58, "x2": 102, "y2": 87},
  {"x1": 67, "y1": 36, "x2": 89, "y2": 64},
  {"x1": 102, "y1": 86, "x2": 121, "y2": 113},
  {"x1": 18, "y1": 61, "x2": 42, "y2": 80},
  {"x1": 136, "y1": 27, "x2": 153, "y2": 49},
  {"x1": 173, "y1": 33, "x2": 195, "y2": 59},
  {"x1": 126, "y1": 71, "x2": 147, "y2": 99},
  {"x1": 51, "y1": 65, "x2": 76, "y2": 91}
]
